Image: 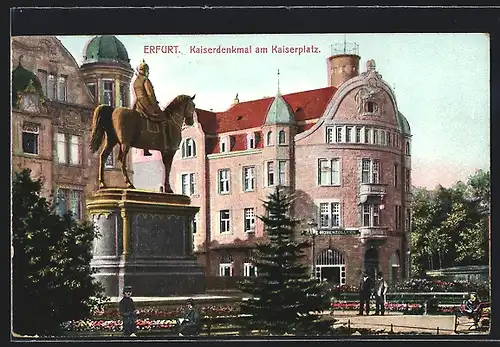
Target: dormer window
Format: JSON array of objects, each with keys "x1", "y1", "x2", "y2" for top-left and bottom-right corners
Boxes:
[
  {"x1": 247, "y1": 133, "x2": 256, "y2": 149},
  {"x1": 278, "y1": 130, "x2": 286, "y2": 145},
  {"x1": 266, "y1": 131, "x2": 273, "y2": 146},
  {"x1": 220, "y1": 136, "x2": 229, "y2": 153}
]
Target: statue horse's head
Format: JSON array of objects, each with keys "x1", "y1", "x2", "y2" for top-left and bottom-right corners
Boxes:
[{"x1": 165, "y1": 94, "x2": 196, "y2": 127}]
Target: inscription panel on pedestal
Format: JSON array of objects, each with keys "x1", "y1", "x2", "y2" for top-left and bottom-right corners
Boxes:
[
  {"x1": 92, "y1": 212, "x2": 120, "y2": 257},
  {"x1": 131, "y1": 213, "x2": 186, "y2": 257}
]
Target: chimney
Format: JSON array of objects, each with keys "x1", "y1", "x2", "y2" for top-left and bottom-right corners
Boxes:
[{"x1": 327, "y1": 41, "x2": 361, "y2": 88}]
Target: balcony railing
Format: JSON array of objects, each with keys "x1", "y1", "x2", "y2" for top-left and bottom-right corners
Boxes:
[
  {"x1": 359, "y1": 226, "x2": 388, "y2": 239},
  {"x1": 359, "y1": 183, "x2": 387, "y2": 202}
]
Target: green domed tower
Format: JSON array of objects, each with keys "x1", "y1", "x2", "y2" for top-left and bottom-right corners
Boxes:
[{"x1": 79, "y1": 35, "x2": 133, "y2": 108}]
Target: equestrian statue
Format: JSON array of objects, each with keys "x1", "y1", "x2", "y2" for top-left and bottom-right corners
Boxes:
[{"x1": 89, "y1": 59, "x2": 196, "y2": 193}]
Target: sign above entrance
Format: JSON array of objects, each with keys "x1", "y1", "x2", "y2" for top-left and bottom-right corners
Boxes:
[{"x1": 317, "y1": 229, "x2": 360, "y2": 236}]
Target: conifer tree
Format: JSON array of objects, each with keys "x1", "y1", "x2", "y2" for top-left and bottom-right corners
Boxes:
[
  {"x1": 237, "y1": 186, "x2": 332, "y2": 336},
  {"x1": 12, "y1": 169, "x2": 107, "y2": 336}
]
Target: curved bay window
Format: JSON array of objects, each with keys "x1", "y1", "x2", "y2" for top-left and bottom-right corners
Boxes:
[{"x1": 315, "y1": 248, "x2": 346, "y2": 285}]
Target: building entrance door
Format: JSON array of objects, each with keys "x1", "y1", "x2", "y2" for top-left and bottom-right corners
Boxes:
[
  {"x1": 314, "y1": 248, "x2": 346, "y2": 285},
  {"x1": 364, "y1": 247, "x2": 379, "y2": 278}
]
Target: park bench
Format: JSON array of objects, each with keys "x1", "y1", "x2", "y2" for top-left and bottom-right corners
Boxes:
[{"x1": 454, "y1": 301, "x2": 490, "y2": 333}]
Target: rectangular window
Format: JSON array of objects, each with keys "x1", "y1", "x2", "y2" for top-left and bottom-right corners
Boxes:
[
  {"x1": 387, "y1": 132, "x2": 392, "y2": 146},
  {"x1": 318, "y1": 158, "x2": 340, "y2": 186},
  {"x1": 405, "y1": 169, "x2": 411, "y2": 192},
  {"x1": 266, "y1": 161, "x2": 275, "y2": 186},
  {"x1": 364, "y1": 128, "x2": 371, "y2": 144},
  {"x1": 247, "y1": 135, "x2": 256, "y2": 149},
  {"x1": 405, "y1": 208, "x2": 411, "y2": 232},
  {"x1": 57, "y1": 75, "x2": 67, "y2": 101},
  {"x1": 181, "y1": 173, "x2": 196, "y2": 196},
  {"x1": 243, "y1": 166, "x2": 255, "y2": 192},
  {"x1": 47, "y1": 74, "x2": 57, "y2": 99},
  {"x1": 102, "y1": 80, "x2": 114, "y2": 106},
  {"x1": 381, "y1": 130, "x2": 386, "y2": 146},
  {"x1": 244, "y1": 262, "x2": 258, "y2": 277},
  {"x1": 361, "y1": 158, "x2": 380, "y2": 184},
  {"x1": 356, "y1": 127, "x2": 361, "y2": 143},
  {"x1": 87, "y1": 83, "x2": 97, "y2": 101},
  {"x1": 22, "y1": 123, "x2": 39, "y2": 155},
  {"x1": 244, "y1": 208, "x2": 256, "y2": 232},
  {"x1": 335, "y1": 126, "x2": 343, "y2": 143},
  {"x1": 319, "y1": 202, "x2": 341, "y2": 228},
  {"x1": 218, "y1": 169, "x2": 230, "y2": 194},
  {"x1": 362, "y1": 203, "x2": 380, "y2": 227},
  {"x1": 219, "y1": 263, "x2": 233, "y2": 276},
  {"x1": 120, "y1": 83, "x2": 128, "y2": 107},
  {"x1": 373, "y1": 129, "x2": 379, "y2": 145},
  {"x1": 394, "y1": 163, "x2": 399, "y2": 187},
  {"x1": 57, "y1": 188, "x2": 83, "y2": 220},
  {"x1": 395, "y1": 205, "x2": 400, "y2": 230},
  {"x1": 219, "y1": 210, "x2": 230, "y2": 233},
  {"x1": 70, "y1": 135, "x2": 80, "y2": 165},
  {"x1": 37, "y1": 70, "x2": 48, "y2": 96},
  {"x1": 346, "y1": 126, "x2": 353, "y2": 143},
  {"x1": 57, "y1": 133, "x2": 66, "y2": 163},
  {"x1": 395, "y1": 134, "x2": 400, "y2": 148},
  {"x1": 181, "y1": 138, "x2": 196, "y2": 158},
  {"x1": 278, "y1": 160, "x2": 286, "y2": 185},
  {"x1": 326, "y1": 127, "x2": 334, "y2": 143}
]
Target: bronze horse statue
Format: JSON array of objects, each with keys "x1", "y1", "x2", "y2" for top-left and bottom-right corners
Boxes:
[{"x1": 89, "y1": 94, "x2": 196, "y2": 193}]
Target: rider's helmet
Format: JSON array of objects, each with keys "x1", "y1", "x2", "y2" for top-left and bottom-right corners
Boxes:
[{"x1": 137, "y1": 59, "x2": 149, "y2": 75}]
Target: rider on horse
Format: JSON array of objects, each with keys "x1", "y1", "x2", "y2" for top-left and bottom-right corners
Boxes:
[{"x1": 131, "y1": 59, "x2": 168, "y2": 156}]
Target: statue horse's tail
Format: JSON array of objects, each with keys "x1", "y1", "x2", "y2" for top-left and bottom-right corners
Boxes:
[{"x1": 90, "y1": 105, "x2": 114, "y2": 153}]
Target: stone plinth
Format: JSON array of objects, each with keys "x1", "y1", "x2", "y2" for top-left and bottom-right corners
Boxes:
[{"x1": 87, "y1": 188, "x2": 205, "y2": 297}]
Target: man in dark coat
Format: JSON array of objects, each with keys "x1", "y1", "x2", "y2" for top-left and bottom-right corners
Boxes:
[
  {"x1": 358, "y1": 271, "x2": 374, "y2": 316},
  {"x1": 177, "y1": 298, "x2": 201, "y2": 336},
  {"x1": 119, "y1": 285, "x2": 137, "y2": 337},
  {"x1": 463, "y1": 292, "x2": 483, "y2": 328}
]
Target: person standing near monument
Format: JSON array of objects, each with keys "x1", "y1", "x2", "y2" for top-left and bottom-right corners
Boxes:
[
  {"x1": 358, "y1": 271, "x2": 374, "y2": 316},
  {"x1": 119, "y1": 286, "x2": 137, "y2": 337},
  {"x1": 374, "y1": 271, "x2": 388, "y2": 315}
]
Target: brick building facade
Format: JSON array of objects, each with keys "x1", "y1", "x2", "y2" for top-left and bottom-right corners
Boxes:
[
  {"x1": 11, "y1": 35, "x2": 133, "y2": 220},
  {"x1": 132, "y1": 46, "x2": 413, "y2": 286}
]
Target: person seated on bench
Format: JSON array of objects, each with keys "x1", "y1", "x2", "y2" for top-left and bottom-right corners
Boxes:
[
  {"x1": 462, "y1": 292, "x2": 482, "y2": 328},
  {"x1": 177, "y1": 298, "x2": 201, "y2": 336}
]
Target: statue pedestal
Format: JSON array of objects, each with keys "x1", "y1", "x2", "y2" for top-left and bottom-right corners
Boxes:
[{"x1": 87, "y1": 188, "x2": 205, "y2": 297}]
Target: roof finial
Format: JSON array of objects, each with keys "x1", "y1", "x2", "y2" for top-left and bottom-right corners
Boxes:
[
  {"x1": 277, "y1": 69, "x2": 280, "y2": 93},
  {"x1": 233, "y1": 93, "x2": 239, "y2": 105},
  {"x1": 343, "y1": 34, "x2": 347, "y2": 53}
]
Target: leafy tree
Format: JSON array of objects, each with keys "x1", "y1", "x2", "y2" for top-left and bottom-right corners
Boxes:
[
  {"x1": 237, "y1": 187, "x2": 332, "y2": 336},
  {"x1": 12, "y1": 169, "x2": 107, "y2": 336},
  {"x1": 410, "y1": 170, "x2": 490, "y2": 275}
]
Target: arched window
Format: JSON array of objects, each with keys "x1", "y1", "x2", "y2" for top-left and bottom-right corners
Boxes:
[
  {"x1": 405, "y1": 141, "x2": 410, "y2": 155},
  {"x1": 181, "y1": 138, "x2": 196, "y2": 158},
  {"x1": 389, "y1": 250, "x2": 401, "y2": 284},
  {"x1": 314, "y1": 248, "x2": 346, "y2": 285},
  {"x1": 266, "y1": 131, "x2": 273, "y2": 146},
  {"x1": 278, "y1": 130, "x2": 286, "y2": 145},
  {"x1": 219, "y1": 255, "x2": 233, "y2": 276}
]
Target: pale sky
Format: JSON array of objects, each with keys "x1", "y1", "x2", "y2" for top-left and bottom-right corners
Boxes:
[{"x1": 57, "y1": 33, "x2": 490, "y2": 189}]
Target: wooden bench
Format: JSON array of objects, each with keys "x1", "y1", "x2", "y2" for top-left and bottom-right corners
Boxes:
[{"x1": 454, "y1": 302, "x2": 490, "y2": 333}]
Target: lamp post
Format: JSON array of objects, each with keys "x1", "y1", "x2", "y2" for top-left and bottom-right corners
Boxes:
[{"x1": 302, "y1": 219, "x2": 319, "y2": 278}]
